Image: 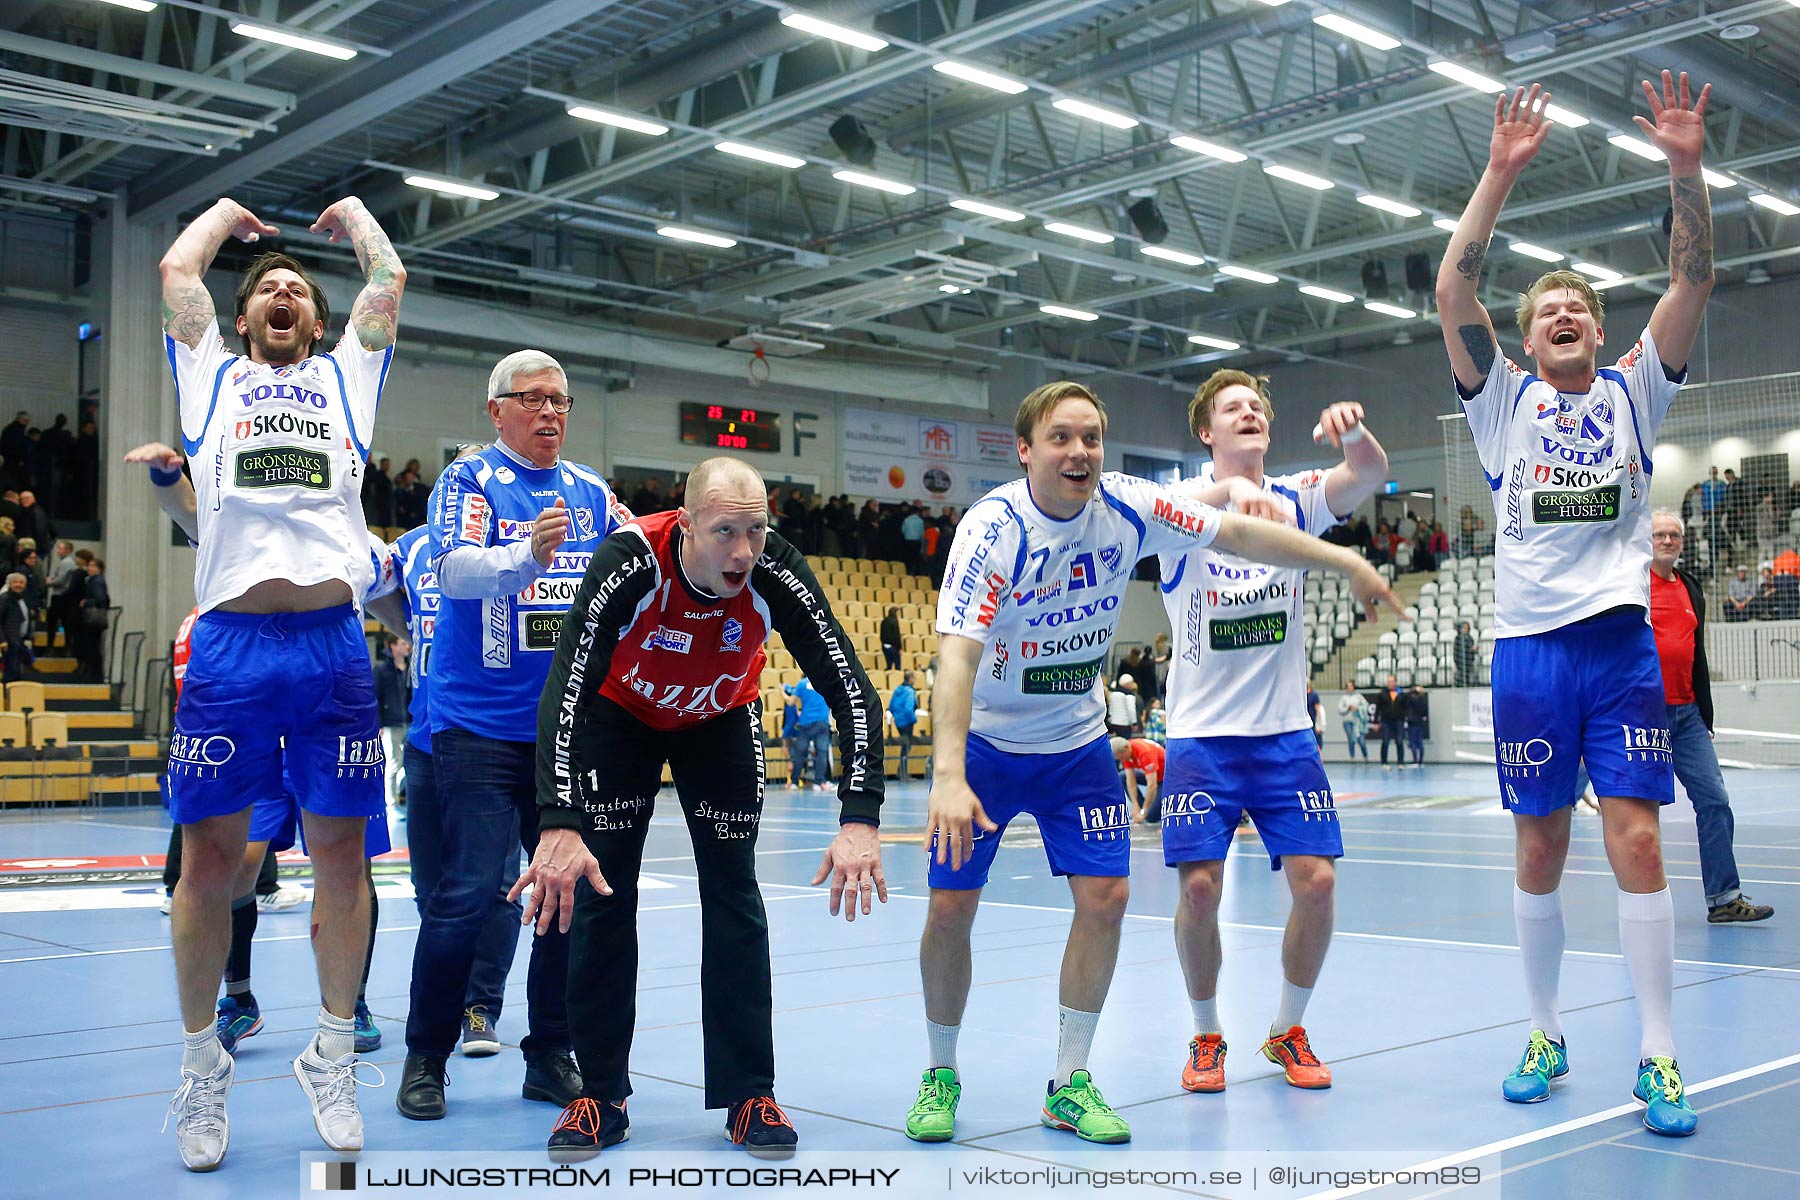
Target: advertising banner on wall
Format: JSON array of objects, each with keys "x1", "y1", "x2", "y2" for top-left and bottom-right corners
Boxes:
[{"x1": 841, "y1": 407, "x2": 1020, "y2": 507}]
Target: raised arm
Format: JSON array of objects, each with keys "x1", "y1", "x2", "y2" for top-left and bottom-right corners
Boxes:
[
  {"x1": 124, "y1": 441, "x2": 198, "y2": 542},
  {"x1": 311, "y1": 196, "x2": 407, "y2": 351},
  {"x1": 1211, "y1": 512, "x2": 1403, "y2": 621},
  {"x1": 1316, "y1": 403, "x2": 1390, "y2": 515},
  {"x1": 1637, "y1": 71, "x2": 1715, "y2": 371},
  {"x1": 159, "y1": 198, "x2": 278, "y2": 348},
  {"x1": 1436, "y1": 85, "x2": 1554, "y2": 391}
]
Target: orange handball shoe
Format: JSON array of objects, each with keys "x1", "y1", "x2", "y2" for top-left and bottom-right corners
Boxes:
[
  {"x1": 1260, "y1": 1026, "x2": 1332, "y2": 1089},
  {"x1": 1181, "y1": 1034, "x2": 1227, "y2": 1093}
]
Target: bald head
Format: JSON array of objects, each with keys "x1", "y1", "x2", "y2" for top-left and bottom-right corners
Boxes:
[{"x1": 684, "y1": 456, "x2": 766, "y2": 516}]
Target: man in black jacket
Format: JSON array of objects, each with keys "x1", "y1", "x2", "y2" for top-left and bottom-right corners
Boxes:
[
  {"x1": 1374, "y1": 675, "x2": 1406, "y2": 766},
  {"x1": 1648, "y1": 511, "x2": 1772, "y2": 923},
  {"x1": 0, "y1": 572, "x2": 32, "y2": 682}
]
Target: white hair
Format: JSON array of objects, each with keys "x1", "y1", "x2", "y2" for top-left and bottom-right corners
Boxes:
[
  {"x1": 4, "y1": 573, "x2": 22, "y2": 586},
  {"x1": 1650, "y1": 508, "x2": 1682, "y2": 524},
  {"x1": 487, "y1": 349, "x2": 566, "y2": 400}
]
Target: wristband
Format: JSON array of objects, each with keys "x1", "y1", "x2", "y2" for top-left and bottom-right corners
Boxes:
[
  {"x1": 148, "y1": 463, "x2": 183, "y2": 487},
  {"x1": 1310, "y1": 421, "x2": 1366, "y2": 444}
]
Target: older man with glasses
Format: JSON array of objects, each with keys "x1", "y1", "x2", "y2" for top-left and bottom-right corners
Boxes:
[
  {"x1": 1648, "y1": 511, "x2": 1773, "y2": 924},
  {"x1": 398, "y1": 350, "x2": 633, "y2": 1122}
]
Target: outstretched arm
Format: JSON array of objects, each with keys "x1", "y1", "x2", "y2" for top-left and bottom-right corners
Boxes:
[
  {"x1": 159, "y1": 198, "x2": 278, "y2": 348},
  {"x1": 123, "y1": 442, "x2": 198, "y2": 542},
  {"x1": 1316, "y1": 403, "x2": 1390, "y2": 515},
  {"x1": 311, "y1": 196, "x2": 406, "y2": 351},
  {"x1": 1436, "y1": 85, "x2": 1553, "y2": 391},
  {"x1": 1636, "y1": 71, "x2": 1715, "y2": 371}
]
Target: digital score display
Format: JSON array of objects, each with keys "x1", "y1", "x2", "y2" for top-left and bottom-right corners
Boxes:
[{"x1": 679, "y1": 402, "x2": 781, "y2": 453}]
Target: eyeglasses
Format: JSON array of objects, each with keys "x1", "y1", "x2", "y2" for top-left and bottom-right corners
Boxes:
[
  {"x1": 494, "y1": 390, "x2": 574, "y2": 413},
  {"x1": 1651, "y1": 531, "x2": 1685, "y2": 542}
]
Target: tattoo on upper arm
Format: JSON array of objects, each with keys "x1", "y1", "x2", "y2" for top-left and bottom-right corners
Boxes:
[
  {"x1": 162, "y1": 283, "x2": 215, "y2": 347},
  {"x1": 347, "y1": 207, "x2": 404, "y2": 349},
  {"x1": 1457, "y1": 325, "x2": 1496, "y2": 377},
  {"x1": 1455, "y1": 239, "x2": 1488, "y2": 282},
  {"x1": 1668, "y1": 174, "x2": 1713, "y2": 288}
]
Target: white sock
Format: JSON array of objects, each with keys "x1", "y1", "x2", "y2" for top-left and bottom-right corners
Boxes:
[
  {"x1": 182, "y1": 1025, "x2": 225, "y2": 1075},
  {"x1": 1271, "y1": 979, "x2": 1313, "y2": 1036},
  {"x1": 1514, "y1": 885, "x2": 1566, "y2": 1042},
  {"x1": 314, "y1": 1007, "x2": 356, "y2": 1062},
  {"x1": 1617, "y1": 887, "x2": 1677, "y2": 1061},
  {"x1": 1190, "y1": 996, "x2": 1221, "y2": 1037},
  {"x1": 1054, "y1": 1006, "x2": 1102, "y2": 1089},
  {"x1": 926, "y1": 1020, "x2": 961, "y2": 1075}
]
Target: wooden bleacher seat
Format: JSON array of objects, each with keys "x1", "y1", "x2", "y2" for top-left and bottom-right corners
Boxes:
[
  {"x1": 28, "y1": 712, "x2": 69, "y2": 749},
  {"x1": 0, "y1": 711, "x2": 26, "y2": 748},
  {"x1": 5, "y1": 682, "x2": 46, "y2": 715}
]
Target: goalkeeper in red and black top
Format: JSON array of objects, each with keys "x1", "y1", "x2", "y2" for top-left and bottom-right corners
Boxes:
[{"x1": 512, "y1": 456, "x2": 887, "y2": 1160}]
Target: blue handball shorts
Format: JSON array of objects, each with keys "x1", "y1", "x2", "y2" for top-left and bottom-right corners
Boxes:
[
  {"x1": 1490, "y1": 606, "x2": 1675, "y2": 815},
  {"x1": 166, "y1": 604, "x2": 386, "y2": 827},
  {"x1": 1160, "y1": 729, "x2": 1342, "y2": 869},
  {"x1": 928, "y1": 733, "x2": 1130, "y2": 889}
]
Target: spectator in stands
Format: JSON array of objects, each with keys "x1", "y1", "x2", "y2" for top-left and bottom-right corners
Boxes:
[
  {"x1": 374, "y1": 635, "x2": 410, "y2": 807},
  {"x1": 46, "y1": 539, "x2": 77, "y2": 643},
  {"x1": 1374, "y1": 675, "x2": 1406, "y2": 767},
  {"x1": 1372, "y1": 520, "x2": 1400, "y2": 566},
  {"x1": 1700, "y1": 466, "x2": 1726, "y2": 557},
  {"x1": 1105, "y1": 674, "x2": 1138, "y2": 738},
  {"x1": 71, "y1": 420, "x2": 100, "y2": 520},
  {"x1": 0, "y1": 571, "x2": 32, "y2": 682},
  {"x1": 39, "y1": 414, "x2": 73, "y2": 514},
  {"x1": 784, "y1": 675, "x2": 833, "y2": 790},
  {"x1": 361, "y1": 455, "x2": 394, "y2": 528},
  {"x1": 857, "y1": 500, "x2": 880, "y2": 561},
  {"x1": 0, "y1": 516, "x2": 16, "y2": 566},
  {"x1": 1, "y1": 412, "x2": 30, "y2": 489},
  {"x1": 921, "y1": 520, "x2": 943, "y2": 586},
  {"x1": 1351, "y1": 515, "x2": 1373, "y2": 558},
  {"x1": 393, "y1": 466, "x2": 428, "y2": 529},
  {"x1": 1429, "y1": 521, "x2": 1450, "y2": 560},
  {"x1": 72, "y1": 555, "x2": 108, "y2": 681},
  {"x1": 780, "y1": 488, "x2": 808, "y2": 551},
  {"x1": 1337, "y1": 687, "x2": 1370, "y2": 760},
  {"x1": 1142, "y1": 696, "x2": 1166, "y2": 745},
  {"x1": 781, "y1": 693, "x2": 804, "y2": 789},
  {"x1": 1147, "y1": 633, "x2": 1170, "y2": 704},
  {"x1": 1789, "y1": 482, "x2": 1800, "y2": 536},
  {"x1": 1752, "y1": 564, "x2": 1779, "y2": 620},
  {"x1": 828, "y1": 496, "x2": 857, "y2": 558},
  {"x1": 1458, "y1": 504, "x2": 1480, "y2": 556},
  {"x1": 1725, "y1": 564, "x2": 1753, "y2": 620},
  {"x1": 889, "y1": 670, "x2": 919, "y2": 781},
  {"x1": 17, "y1": 490, "x2": 51, "y2": 547},
  {"x1": 630, "y1": 476, "x2": 663, "y2": 516},
  {"x1": 1755, "y1": 492, "x2": 1778, "y2": 563},
  {"x1": 880, "y1": 606, "x2": 903, "y2": 671},
  {"x1": 1305, "y1": 679, "x2": 1323, "y2": 749},
  {"x1": 17, "y1": 548, "x2": 45, "y2": 614},
  {"x1": 1455, "y1": 620, "x2": 1478, "y2": 687},
  {"x1": 1404, "y1": 684, "x2": 1429, "y2": 767},
  {"x1": 1413, "y1": 526, "x2": 1436, "y2": 573},
  {"x1": 1397, "y1": 509, "x2": 1419, "y2": 543},
  {"x1": 900, "y1": 504, "x2": 925, "y2": 574},
  {"x1": 1722, "y1": 468, "x2": 1748, "y2": 560},
  {"x1": 1647, "y1": 511, "x2": 1773, "y2": 924}
]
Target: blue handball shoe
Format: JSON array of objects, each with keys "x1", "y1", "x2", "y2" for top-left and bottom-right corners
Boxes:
[{"x1": 1501, "y1": 1030, "x2": 1568, "y2": 1103}]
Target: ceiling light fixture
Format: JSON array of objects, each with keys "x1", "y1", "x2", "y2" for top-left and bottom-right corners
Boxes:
[
  {"x1": 656, "y1": 225, "x2": 738, "y2": 249},
  {"x1": 1357, "y1": 194, "x2": 1422, "y2": 217},
  {"x1": 1139, "y1": 245, "x2": 1205, "y2": 267},
  {"x1": 230, "y1": 20, "x2": 358, "y2": 60},
  {"x1": 1051, "y1": 98, "x2": 1139, "y2": 129},
  {"x1": 1040, "y1": 304, "x2": 1100, "y2": 321},
  {"x1": 1170, "y1": 135, "x2": 1246, "y2": 163},
  {"x1": 405, "y1": 175, "x2": 499, "y2": 201},
  {"x1": 1427, "y1": 60, "x2": 1505, "y2": 93},
  {"x1": 949, "y1": 198, "x2": 1027, "y2": 222},
  {"x1": 1571, "y1": 261, "x2": 1623, "y2": 281},
  {"x1": 932, "y1": 60, "x2": 1029, "y2": 94},
  {"x1": 1750, "y1": 193, "x2": 1800, "y2": 216},
  {"x1": 1433, "y1": 217, "x2": 1461, "y2": 232},
  {"x1": 1510, "y1": 241, "x2": 1565, "y2": 262},
  {"x1": 1299, "y1": 284, "x2": 1356, "y2": 303},
  {"x1": 832, "y1": 169, "x2": 916, "y2": 195},
  {"x1": 715, "y1": 142, "x2": 806, "y2": 169},
  {"x1": 1312, "y1": 14, "x2": 1401, "y2": 51},
  {"x1": 1702, "y1": 169, "x2": 1737, "y2": 188},
  {"x1": 1542, "y1": 104, "x2": 1590, "y2": 128},
  {"x1": 1608, "y1": 133, "x2": 1664, "y2": 161},
  {"x1": 1218, "y1": 264, "x2": 1279, "y2": 284},
  {"x1": 1264, "y1": 163, "x2": 1334, "y2": 190},
  {"x1": 566, "y1": 105, "x2": 668, "y2": 136},
  {"x1": 1187, "y1": 333, "x2": 1241, "y2": 350},
  {"x1": 1365, "y1": 300, "x2": 1418, "y2": 318},
  {"x1": 780, "y1": 12, "x2": 888, "y2": 53},
  {"x1": 1042, "y1": 221, "x2": 1115, "y2": 244}
]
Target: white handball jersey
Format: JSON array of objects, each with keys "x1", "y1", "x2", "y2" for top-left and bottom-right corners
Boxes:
[
  {"x1": 937, "y1": 473, "x2": 1222, "y2": 754},
  {"x1": 1160, "y1": 465, "x2": 1340, "y2": 739},
  {"x1": 168, "y1": 321, "x2": 392, "y2": 613},
  {"x1": 1460, "y1": 327, "x2": 1681, "y2": 637}
]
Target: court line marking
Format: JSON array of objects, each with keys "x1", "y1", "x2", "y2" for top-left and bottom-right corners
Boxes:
[{"x1": 1300, "y1": 1052, "x2": 1800, "y2": 1199}]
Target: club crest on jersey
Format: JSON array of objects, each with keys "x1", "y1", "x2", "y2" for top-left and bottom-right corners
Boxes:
[
  {"x1": 1098, "y1": 543, "x2": 1124, "y2": 576},
  {"x1": 572, "y1": 507, "x2": 597, "y2": 539},
  {"x1": 721, "y1": 618, "x2": 743, "y2": 652}
]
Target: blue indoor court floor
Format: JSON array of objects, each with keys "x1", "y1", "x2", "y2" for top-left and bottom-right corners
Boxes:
[{"x1": 2, "y1": 760, "x2": 1797, "y2": 1199}]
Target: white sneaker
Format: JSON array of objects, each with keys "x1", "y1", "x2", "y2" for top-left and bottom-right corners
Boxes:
[
  {"x1": 160, "y1": 893, "x2": 173, "y2": 916},
  {"x1": 163, "y1": 1052, "x2": 233, "y2": 1171},
  {"x1": 293, "y1": 1042, "x2": 384, "y2": 1152},
  {"x1": 256, "y1": 885, "x2": 307, "y2": 912}
]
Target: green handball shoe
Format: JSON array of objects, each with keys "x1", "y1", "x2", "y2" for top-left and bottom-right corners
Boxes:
[
  {"x1": 904, "y1": 1068, "x2": 961, "y2": 1142},
  {"x1": 1041, "y1": 1069, "x2": 1131, "y2": 1144}
]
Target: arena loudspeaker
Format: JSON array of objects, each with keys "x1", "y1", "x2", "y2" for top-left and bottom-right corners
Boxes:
[
  {"x1": 829, "y1": 114, "x2": 878, "y2": 168},
  {"x1": 1126, "y1": 197, "x2": 1169, "y2": 244}
]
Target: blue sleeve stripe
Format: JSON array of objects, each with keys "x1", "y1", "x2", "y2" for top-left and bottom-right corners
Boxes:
[
  {"x1": 164, "y1": 334, "x2": 180, "y2": 388},
  {"x1": 324, "y1": 353, "x2": 370, "y2": 462},
  {"x1": 1268, "y1": 482, "x2": 1304, "y2": 534},
  {"x1": 1159, "y1": 555, "x2": 1187, "y2": 594},
  {"x1": 1099, "y1": 484, "x2": 1148, "y2": 557},
  {"x1": 183, "y1": 356, "x2": 234, "y2": 458},
  {"x1": 1484, "y1": 467, "x2": 1503, "y2": 492},
  {"x1": 992, "y1": 499, "x2": 1030, "y2": 583}
]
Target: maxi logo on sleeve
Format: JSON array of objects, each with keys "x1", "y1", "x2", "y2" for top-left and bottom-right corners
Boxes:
[
  {"x1": 1019, "y1": 654, "x2": 1105, "y2": 695},
  {"x1": 234, "y1": 446, "x2": 330, "y2": 490},
  {"x1": 1208, "y1": 612, "x2": 1286, "y2": 651},
  {"x1": 1532, "y1": 484, "x2": 1620, "y2": 524}
]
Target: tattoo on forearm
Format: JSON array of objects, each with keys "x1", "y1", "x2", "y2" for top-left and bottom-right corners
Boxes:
[
  {"x1": 1668, "y1": 173, "x2": 1713, "y2": 288},
  {"x1": 1455, "y1": 239, "x2": 1488, "y2": 282},
  {"x1": 1457, "y1": 325, "x2": 1496, "y2": 377},
  {"x1": 162, "y1": 283, "x2": 215, "y2": 347},
  {"x1": 345, "y1": 206, "x2": 404, "y2": 348}
]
